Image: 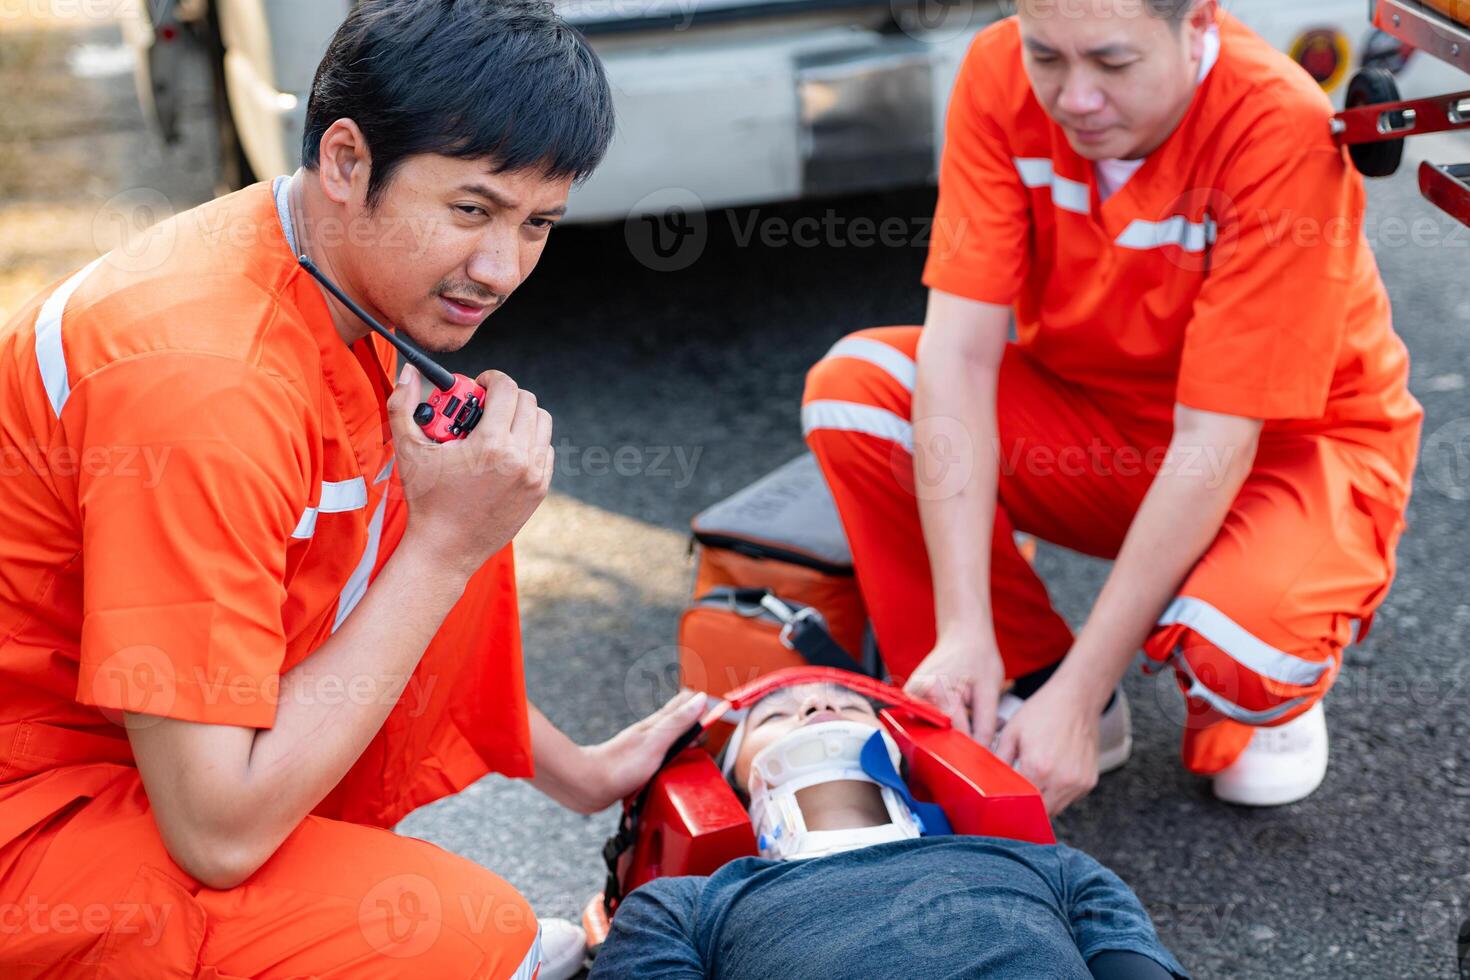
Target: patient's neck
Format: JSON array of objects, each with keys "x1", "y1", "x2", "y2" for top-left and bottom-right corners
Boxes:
[{"x1": 793, "y1": 781, "x2": 891, "y2": 831}]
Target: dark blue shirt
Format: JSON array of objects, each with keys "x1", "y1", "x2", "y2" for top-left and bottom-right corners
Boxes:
[{"x1": 589, "y1": 837, "x2": 1188, "y2": 980}]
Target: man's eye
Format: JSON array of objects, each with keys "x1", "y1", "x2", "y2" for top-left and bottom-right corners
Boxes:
[
  {"x1": 455, "y1": 204, "x2": 489, "y2": 218},
  {"x1": 755, "y1": 710, "x2": 789, "y2": 727},
  {"x1": 527, "y1": 217, "x2": 556, "y2": 230},
  {"x1": 1100, "y1": 62, "x2": 1134, "y2": 73}
]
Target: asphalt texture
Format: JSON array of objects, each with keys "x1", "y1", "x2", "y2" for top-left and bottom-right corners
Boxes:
[{"x1": 5, "y1": 9, "x2": 1470, "y2": 979}]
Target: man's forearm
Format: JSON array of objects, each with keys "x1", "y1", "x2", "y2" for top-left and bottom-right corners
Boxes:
[
  {"x1": 913, "y1": 297, "x2": 1009, "y2": 642},
  {"x1": 915, "y1": 368, "x2": 1000, "y2": 638},
  {"x1": 528, "y1": 704, "x2": 602, "y2": 814},
  {"x1": 1053, "y1": 430, "x2": 1258, "y2": 711},
  {"x1": 237, "y1": 535, "x2": 471, "y2": 849}
]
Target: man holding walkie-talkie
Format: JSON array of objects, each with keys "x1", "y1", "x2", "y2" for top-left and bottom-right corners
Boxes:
[{"x1": 0, "y1": 2, "x2": 706, "y2": 977}]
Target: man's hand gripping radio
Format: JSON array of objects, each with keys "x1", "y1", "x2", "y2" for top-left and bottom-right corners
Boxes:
[{"x1": 298, "y1": 255, "x2": 485, "y2": 443}]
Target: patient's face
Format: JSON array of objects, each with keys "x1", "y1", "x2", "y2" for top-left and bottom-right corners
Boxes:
[{"x1": 731, "y1": 683, "x2": 882, "y2": 790}]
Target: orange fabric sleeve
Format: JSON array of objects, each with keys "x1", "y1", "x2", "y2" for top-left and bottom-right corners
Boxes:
[
  {"x1": 1176, "y1": 115, "x2": 1358, "y2": 420},
  {"x1": 922, "y1": 31, "x2": 1033, "y2": 306},
  {"x1": 73, "y1": 353, "x2": 312, "y2": 728}
]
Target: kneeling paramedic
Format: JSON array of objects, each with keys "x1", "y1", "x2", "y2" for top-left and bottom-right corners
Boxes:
[
  {"x1": 802, "y1": 0, "x2": 1422, "y2": 812},
  {"x1": 0, "y1": 2, "x2": 709, "y2": 977},
  {"x1": 590, "y1": 681, "x2": 1188, "y2": 978}
]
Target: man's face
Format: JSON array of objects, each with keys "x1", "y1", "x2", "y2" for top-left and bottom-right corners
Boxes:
[
  {"x1": 731, "y1": 683, "x2": 883, "y2": 790},
  {"x1": 1017, "y1": 0, "x2": 1213, "y2": 161},
  {"x1": 344, "y1": 154, "x2": 572, "y2": 353}
]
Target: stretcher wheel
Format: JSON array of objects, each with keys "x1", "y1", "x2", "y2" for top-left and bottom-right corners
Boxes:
[{"x1": 1345, "y1": 68, "x2": 1406, "y2": 178}]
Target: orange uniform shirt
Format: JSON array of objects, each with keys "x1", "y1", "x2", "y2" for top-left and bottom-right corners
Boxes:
[
  {"x1": 923, "y1": 13, "x2": 1420, "y2": 494},
  {"x1": 0, "y1": 183, "x2": 532, "y2": 849}
]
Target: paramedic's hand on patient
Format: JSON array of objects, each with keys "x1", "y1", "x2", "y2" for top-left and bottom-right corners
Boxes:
[
  {"x1": 529, "y1": 691, "x2": 710, "y2": 814},
  {"x1": 904, "y1": 634, "x2": 1006, "y2": 745},
  {"x1": 389, "y1": 364, "x2": 554, "y2": 572},
  {"x1": 995, "y1": 676, "x2": 1100, "y2": 816}
]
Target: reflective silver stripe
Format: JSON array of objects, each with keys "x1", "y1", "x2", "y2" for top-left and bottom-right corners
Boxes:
[
  {"x1": 1013, "y1": 157, "x2": 1089, "y2": 215},
  {"x1": 34, "y1": 257, "x2": 106, "y2": 418},
  {"x1": 1115, "y1": 215, "x2": 1217, "y2": 253},
  {"x1": 1051, "y1": 175, "x2": 1090, "y2": 214},
  {"x1": 290, "y1": 476, "x2": 370, "y2": 540},
  {"x1": 373, "y1": 459, "x2": 394, "y2": 484},
  {"x1": 1159, "y1": 596, "x2": 1330, "y2": 687},
  {"x1": 802, "y1": 400, "x2": 913, "y2": 453},
  {"x1": 331, "y1": 485, "x2": 388, "y2": 632},
  {"x1": 509, "y1": 927, "x2": 543, "y2": 980},
  {"x1": 1015, "y1": 157, "x2": 1053, "y2": 188},
  {"x1": 1172, "y1": 651, "x2": 1309, "y2": 725},
  {"x1": 823, "y1": 337, "x2": 916, "y2": 392}
]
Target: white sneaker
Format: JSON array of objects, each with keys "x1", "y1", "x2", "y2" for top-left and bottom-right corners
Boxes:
[
  {"x1": 1211, "y1": 703, "x2": 1328, "y2": 807},
  {"x1": 537, "y1": 917, "x2": 589, "y2": 980},
  {"x1": 995, "y1": 686, "x2": 1132, "y2": 776}
]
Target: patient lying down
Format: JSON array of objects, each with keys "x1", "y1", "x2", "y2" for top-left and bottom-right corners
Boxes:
[{"x1": 589, "y1": 682, "x2": 1188, "y2": 980}]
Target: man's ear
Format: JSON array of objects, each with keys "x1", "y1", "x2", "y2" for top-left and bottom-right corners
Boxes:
[
  {"x1": 314, "y1": 118, "x2": 373, "y2": 207},
  {"x1": 1186, "y1": 0, "x2": 1218, "y2": 41}
]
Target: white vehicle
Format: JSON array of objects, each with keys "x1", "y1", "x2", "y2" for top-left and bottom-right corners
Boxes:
[{"x1": 128, "y1": 0, "x2": 1467, "y2": 225}]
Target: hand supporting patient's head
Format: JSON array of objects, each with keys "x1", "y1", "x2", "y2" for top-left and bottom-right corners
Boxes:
[{"x1": 727, "y1": 682, "x2": 883, "y2": 792}]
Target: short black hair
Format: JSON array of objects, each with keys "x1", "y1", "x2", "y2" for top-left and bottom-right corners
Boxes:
[
  {"x1": 1147, "y1": 0, "x2": 1197, "y2": 23},
  {"x1": 303, "y1": 0, "x2": 614, "y2": 207}
]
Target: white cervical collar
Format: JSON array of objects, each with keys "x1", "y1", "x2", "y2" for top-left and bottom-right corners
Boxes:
[{"x1": 746, "y1": 721, "x2": 922, "y2": 861}]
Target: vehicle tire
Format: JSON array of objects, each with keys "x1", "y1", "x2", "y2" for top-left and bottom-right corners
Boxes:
[
  {"x1": 203, "y1": 2, "x2": 256, "y2": 193},
  {"x1": 1345, "y1": 68, "x2": 1406, "y2": 179}
]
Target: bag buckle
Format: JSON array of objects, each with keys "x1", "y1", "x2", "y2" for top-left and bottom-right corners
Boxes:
[{"x1": 758, "y1": 593, "x2": 826, "y2": 651}]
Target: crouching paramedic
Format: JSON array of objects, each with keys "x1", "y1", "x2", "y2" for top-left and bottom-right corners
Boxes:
[
  {"x1": 0, "y1": 2, "x2": 709, "y2": 977},
  {"x1": 802, "y1": 0, "x2": 1422, "y2": 812}
]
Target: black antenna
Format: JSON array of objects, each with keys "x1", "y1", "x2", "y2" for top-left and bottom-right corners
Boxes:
[{"x1": 297, "y1": 255, "x2": 456, "y2": 392}]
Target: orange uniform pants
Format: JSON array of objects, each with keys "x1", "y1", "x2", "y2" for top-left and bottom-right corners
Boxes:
[
  {"x1": 803, "y1": 327, "x2": 1415, "y2": 774},
  {"x1": 0, "y1": 768, "x2": 541, "y2": 979}
]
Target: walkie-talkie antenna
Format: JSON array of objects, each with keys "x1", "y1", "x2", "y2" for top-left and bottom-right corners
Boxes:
[{"x1": 297, "y1": 255, "x2": 456, "y2": 392}]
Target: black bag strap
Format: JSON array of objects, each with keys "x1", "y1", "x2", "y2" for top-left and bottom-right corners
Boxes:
[{"x1": 741, "y1": 589, "x2": 869, "y2": 676}]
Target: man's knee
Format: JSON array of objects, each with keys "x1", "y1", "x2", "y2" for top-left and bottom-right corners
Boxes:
[
  {"x1": 340, "y1": 839, "x2": 539, "y2": 978},
  {"x1": 802, "y1": 327, "x2": 920, "y2": 410},
  {"x1": 197, "y1": 819, "x2": 540, "y2": 979},
  {"x1": 1147, "y1": 602, "x2": 1339, "y2": 730}
]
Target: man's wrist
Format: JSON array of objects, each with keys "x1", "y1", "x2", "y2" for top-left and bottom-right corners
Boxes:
[{"x1": 1050, "y1": 646, "x2": 1125, "y2": 715}]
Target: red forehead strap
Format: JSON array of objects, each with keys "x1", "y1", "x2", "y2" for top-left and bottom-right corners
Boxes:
[{"x1": 710, "y1": 667, "x2": 950, "y2": 729}]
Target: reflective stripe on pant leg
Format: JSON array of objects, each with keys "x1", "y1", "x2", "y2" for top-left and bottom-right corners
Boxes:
[
  {"x1": 508, "y1": 926, "x2": 542, "y2": 980},
  {"x1": 1148, "y1": 617, "x2": 1337, "y2": 728},
  {"x1": 801, "y1": 400, "x2": 914, "y2": 452}
]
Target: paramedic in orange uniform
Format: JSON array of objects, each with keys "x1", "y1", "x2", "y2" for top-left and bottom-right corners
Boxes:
[
  {"x1": 0, "y1": 2, "x2": 709, "y2": 977},
  {"x1": 803, "y1": 0, "x2": 1422, "y2": 813}
]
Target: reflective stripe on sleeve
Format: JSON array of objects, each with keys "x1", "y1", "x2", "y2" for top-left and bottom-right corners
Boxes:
[
  {"x1": 291, "y1": 476, "x2": 370, "y2": 540},
  {"x1": 34, "y1": 257, "x2": 106, "y2": 418},
  {"x1": 802, "y1": 400, "x2": 914, "y2": 453}
]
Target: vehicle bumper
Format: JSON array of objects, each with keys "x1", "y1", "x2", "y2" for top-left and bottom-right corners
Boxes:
[{"x1": 567, "y1": 22, "x2": 992, "y2": 223}]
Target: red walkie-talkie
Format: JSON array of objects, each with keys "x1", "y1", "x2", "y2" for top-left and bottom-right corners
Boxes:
[{"x1": 298, "y1": 255, "x2": 485, "y2": 443}]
